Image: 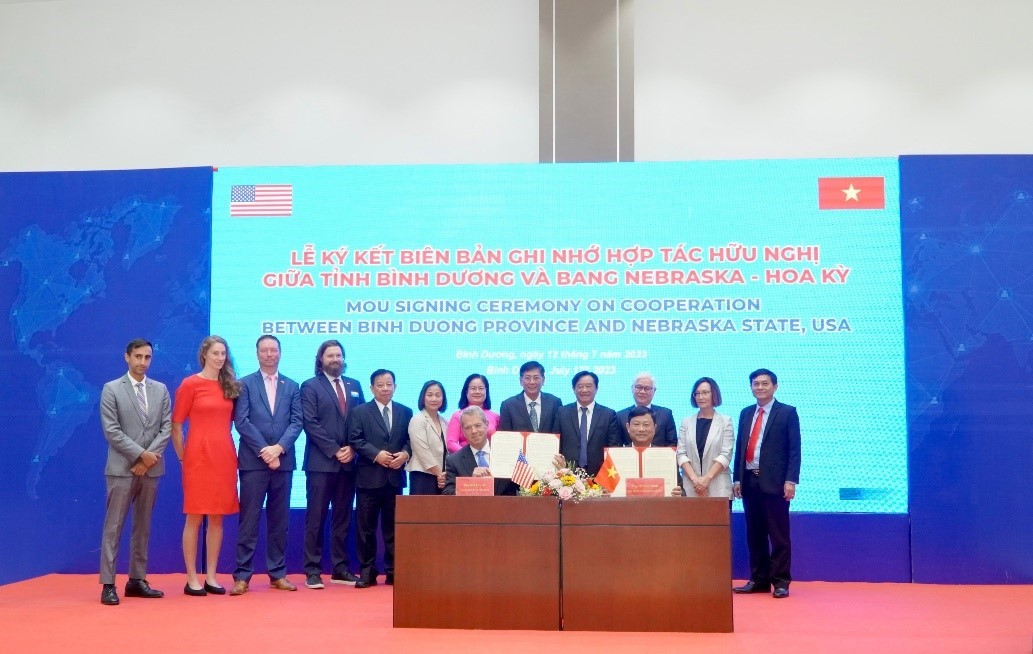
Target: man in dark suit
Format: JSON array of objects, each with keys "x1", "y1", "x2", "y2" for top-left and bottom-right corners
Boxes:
[
  {"x1": 558, "y1": 371, "x2": 623, "y2": 476},
  {"x1": 616, "y1": 371, "x2": 677, "y2": 446},
  {"x1": 442, "y1": 406, "x2": 519, "y2": 496},
  {"x1": 732, "y1": 368, "x2": 801, "y2": 599},
  {"x1": 498, "y1": 360, "x2": 563, "y2": 433},
  {"x1": 300, "y1": 339, "x2": 365, "y2": 590},
  {"x1": 98, "y1": 338, "x2": 171, "y2": 605},
  {"x1": 349, "y1": 369, "x2": 412, "y2": 588},
  {"x1": 231, "y1": 335, "x2": 303, "y2": 595}
]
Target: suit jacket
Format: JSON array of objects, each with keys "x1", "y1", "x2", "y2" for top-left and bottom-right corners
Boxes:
[
  {"x1": 406, "y1": 410, "x2": 448, "y2": 474},
  {"x1": 301, "y1": 374, "x2": 365, "y2": 473},
  {"x1": 498, "y1": 392, "x2": 563, "y2": 433},
  {"x1": 234, "y1": 370, "x2": 303, "y2": 471},
  {"x1": 99, "y1": 375, "x2": 171, "y2": 477},
  {"x1": 441, "y1": 445, "x2": 518, "y2": 496},
  {"x1": 733, "y1": 400, "x2": 801, "y2": 495},
  {"x1": 349, "y1": 400, "x2": 413, "y2": 490},
  {"x1": 616, "y1": 403, "x2": 677, "y2": 447},
  {"x1": 557, "y1": 402, "x2": 622, "y2": 476},
  {"x1": 676, "y1": 411, "x2": 734, "y2": 498}
]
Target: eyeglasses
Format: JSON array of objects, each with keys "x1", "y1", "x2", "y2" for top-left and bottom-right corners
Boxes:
[
  {"x1": 633, "y1": 385, "x2": 655, "y2": 392},
  {"x1": 521, "y1": 376, "x2": 543, "y2": 382},
  {"x1": 693, "y1": 390, "x2": 712, "y2": 397}
]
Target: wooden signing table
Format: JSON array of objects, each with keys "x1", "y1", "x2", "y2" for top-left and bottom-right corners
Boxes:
[{"x1": 394, "y1": 496, "x2": 731, "y2": 632}]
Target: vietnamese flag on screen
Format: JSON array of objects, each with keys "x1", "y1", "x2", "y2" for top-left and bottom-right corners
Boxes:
[{"x1": 818, "y1": 176, "x2": 885, "y2": 210}]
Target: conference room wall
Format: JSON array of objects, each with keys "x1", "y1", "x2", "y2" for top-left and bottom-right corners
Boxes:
[
  {"x1": 635, "y1": 1, "x2": 1033, "y2": 160},
  {"x1": 5, "y1": 2, "x2": 1033, "y2": 172},
  {"x1": 0, "y1": 0, "x2": 539, "y2": 172}
]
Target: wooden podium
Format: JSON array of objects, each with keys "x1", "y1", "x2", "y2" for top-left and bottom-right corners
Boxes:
[
  {"x1": 561, "y1": 498, "x2": 732, "y2": 632},
  {"x1": 394, "y1": 496, "x2": 561, "y2": 630},
  {"x1": 393, "y1": 496, "x2": 731, "y2": 632}
]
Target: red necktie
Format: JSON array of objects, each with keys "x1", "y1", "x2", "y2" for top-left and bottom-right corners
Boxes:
[
  {"x1": 745, "y1": 406, "x2": 764, "y2": 465},
  {"x1": 333, "y1": 378, "x2": 348, "y2": 417}
]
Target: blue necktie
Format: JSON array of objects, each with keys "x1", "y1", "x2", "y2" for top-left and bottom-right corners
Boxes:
[
  {"x1": 475, "y1": 450, "x2": 488, "y2": 468},
  {"x1": 578, "y1": 406, "x2": 589, "y2": 468}
]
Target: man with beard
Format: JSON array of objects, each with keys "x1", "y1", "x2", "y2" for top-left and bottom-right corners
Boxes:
[{"x1": 300, "y1": 340, "x2": 365, "y2": 589}]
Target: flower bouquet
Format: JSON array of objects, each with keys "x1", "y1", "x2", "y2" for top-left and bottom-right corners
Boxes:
[{"x1": 519, "y1": 463, "x2": 606, "y2": 503}]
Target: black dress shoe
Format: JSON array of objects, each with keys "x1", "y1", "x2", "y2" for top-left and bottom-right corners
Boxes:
[
  {"x1": 733, "y1": 580, "x2": 771, "y2": 594},
  {"x1": 125, "y1": 578, "x2": 164, "y2": 598},
  {"x1": 385, "y1": 572, "x2": 394, "y2": 586},
  {"x1": 203, "y1": 581, "x2": 226, "y2": 595},
  {"x1": 354, "y1": 576, "x2": 378, "y2": 589},
  {"x1": 773, "y1": 587, "x2": 790, "y2": 599},
  {"x1": 184, "y1": 583, "x2": 207, "y2": 597},
  {"x1": 101, "y1": 584, "x2": 119, "y2": 606}
]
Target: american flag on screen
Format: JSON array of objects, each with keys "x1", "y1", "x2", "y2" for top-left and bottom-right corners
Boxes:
[
  {"x1": 230, "y1": 184, "x2": 293, "y2": 217},
  {"x1": 511, "y1": 449, "x2": 536, "y2": 489}
]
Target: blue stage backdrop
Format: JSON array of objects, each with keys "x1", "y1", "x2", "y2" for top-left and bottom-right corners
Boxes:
[
  {"x1": 901, "y1": 155, "x2": 1033, "y2": 584},
  {"x1": 0, "y1": 168, "x2": 212, "y2": 586},
  {"x1": 2, "y1": 157, "x2": 1031, "y2": 587}
]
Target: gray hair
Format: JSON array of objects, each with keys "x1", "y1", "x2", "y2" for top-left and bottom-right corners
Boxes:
[{"x1": 460, "y1": 405, "x2": 489, "y2": 427}]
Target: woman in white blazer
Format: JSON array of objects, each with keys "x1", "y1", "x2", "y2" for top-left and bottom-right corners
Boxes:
[
  {"x1": 677, "y1": 377, "x2": 734, "y2": 498},
  {"x1": 406, "y1": 380, "x2": 449, "y2": 495}
]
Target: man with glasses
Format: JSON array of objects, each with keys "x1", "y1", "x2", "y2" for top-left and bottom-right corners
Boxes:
[
  {"x1": 498, "y1": 360, "x2": 563, "y2": 434},
  {"x1": 616, "y1": 372, "x2": 677, "y2": 447}
]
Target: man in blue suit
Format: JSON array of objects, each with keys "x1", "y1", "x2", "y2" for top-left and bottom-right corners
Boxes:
[
  {"x1": 349, "y1": 369, "x2": 412, "y2": 588},
  {"x1": 231, "y1": 335, "x2": 303, "y2": 595},
  {"x1": 300, "y1": 339, "x2": 365, "y2": 589}
]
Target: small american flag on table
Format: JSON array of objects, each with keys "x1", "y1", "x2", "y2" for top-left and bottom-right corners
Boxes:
[{"x1": 511, "y1": 449, "x2": 536, "y2": 489}]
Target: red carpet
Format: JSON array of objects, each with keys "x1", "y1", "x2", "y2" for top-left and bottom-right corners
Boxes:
[{"x1": 2, "y1": 575, "x2": 1031, "y2": 653}]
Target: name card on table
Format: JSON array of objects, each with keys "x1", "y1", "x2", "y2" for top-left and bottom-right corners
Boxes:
[
  {"x1": 625, "y1": 477, "x2": 666, "y2": 497},
  {"x1": 456, "y1": 476, "x2": 494, "y2": 496}
]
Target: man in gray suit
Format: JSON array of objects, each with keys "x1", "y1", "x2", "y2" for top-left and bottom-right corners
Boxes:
[
  {"x1": 98, "y1": 338, "x2": 171, "y2": 606},
  {"x1": 231, "y1": 335, "x2": 303, "y2": 595}
]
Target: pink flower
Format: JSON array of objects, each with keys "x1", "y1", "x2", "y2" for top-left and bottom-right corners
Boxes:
[{"x1": 558, "y1": 486, "x2": 574, "y2": 501}]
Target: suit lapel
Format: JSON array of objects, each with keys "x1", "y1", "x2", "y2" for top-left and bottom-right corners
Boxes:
[
  {"x1": 701, "y1": 415, "x2": 719, "y2": 463},
  {"x1": 124, "y1": 377, "x2": 148, "y2": 427}
]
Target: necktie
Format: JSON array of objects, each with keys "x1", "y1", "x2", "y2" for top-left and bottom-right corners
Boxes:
[
  {"x1": 265, "y1": 375, "x2": 277, "y2": 413},
  {"x1": 745, "y1": 406, "x2": 764, "y2": 466},
  {"x1": 382, "y1": 405, "x2": 392, "y2": 432},
  {"x1": 475, "y1": 449, "x2": 488, "y2": 468},
  {"x1": 578, "y1": 406, "x2": 589, "y2": 468},
  {"x1": 529, "y1": 401, "x2": 539, "y2": 431},
  {"x1": 134, "y1": 382, "x2": 147, "y2": 417},
  {"x1": 333, "y1": 378, "x2": 347, "y2": 416}
]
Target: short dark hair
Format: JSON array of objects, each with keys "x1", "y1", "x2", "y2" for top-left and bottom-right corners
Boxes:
[
  {"x1": 125, "y1": 338, "x2": 152, "y2": 354},
  {"x1": 370, "y1": 369, "x2": 395, "y2": 385},
  {"x1": 314, "y1": 339, "x2": 344, "y2": 375},
  {"x1": 749, "y1": 368, "x2": 778, "y2": 385},
  {"x1": 417, "y1": 380, "x2": 448, "y2": 412},
  {"x1": 458, "y1": 374, "x2": 492, "y2": 410},
  {"x1": 571, "y1": 370, "x2": 598, "y2": 388},
  {"x1": 256, "y1": 335, "x2": 281, "y2": 349},
  {"x1": 690, "y1": 377, "x2": 723, "y2": 408},
  {"x1": 520, "y1": 361, "x2": 545, "y2": 377},
  {"x1": 627, "y1": 405, "x2": 655, "y2": 422}
]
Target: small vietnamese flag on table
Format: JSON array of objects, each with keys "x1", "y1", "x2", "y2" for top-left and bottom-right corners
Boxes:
[
  {"x1": 594, "y1": 450, "x2": 620, "y2": 493},
  {"x1": 818, "y1": 177, "x2": 884, "y2": 210}
]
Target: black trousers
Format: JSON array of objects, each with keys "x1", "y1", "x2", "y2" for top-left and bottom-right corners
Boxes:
[
  {"x1": 303, "y1": 469, "x2": 356, "y2": 577},
  {"x1": 408, "y1": 470, "x2": 441, "y2": 495},
  {"x1": 741, "y1": 472, "x2": 792, "y2": 588},
  {"x1": 355, "y1": 484, "x2": 401, "y2": 578}
]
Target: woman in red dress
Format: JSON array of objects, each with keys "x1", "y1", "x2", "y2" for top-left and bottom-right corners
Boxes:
[{"x1": 172, "y1": 335, "x2": 240, "y2": 596}]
